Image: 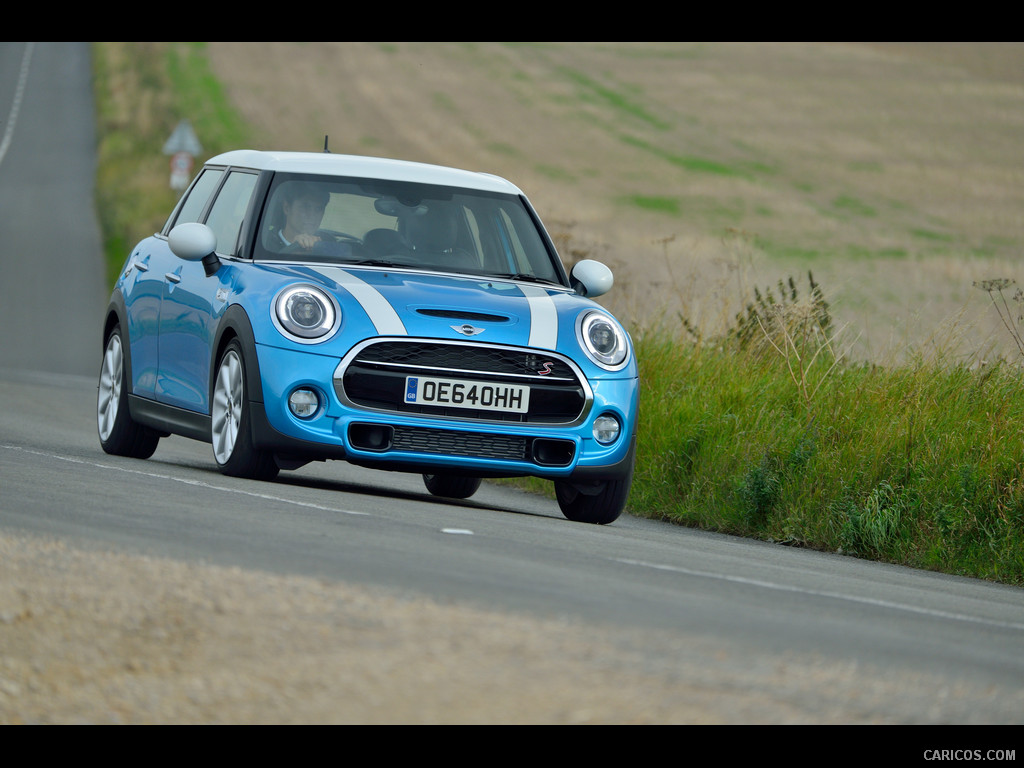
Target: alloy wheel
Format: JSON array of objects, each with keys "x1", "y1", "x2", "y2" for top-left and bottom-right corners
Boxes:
[{"x1": 212, "y1": 348, "x2": 243, "y2": 465}]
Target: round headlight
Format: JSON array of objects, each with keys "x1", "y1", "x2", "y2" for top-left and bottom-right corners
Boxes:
[
  {"x1": 274, "y1": 285, "x2": 339, "y2": 342},
  {"x1": 578, "y1": 311, "x2": 629, "y2": 369}
]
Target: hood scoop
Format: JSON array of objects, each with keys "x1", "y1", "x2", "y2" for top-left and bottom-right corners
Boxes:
[{"x1": 415, "y1": 308, "x2": 512, "y2": 323}]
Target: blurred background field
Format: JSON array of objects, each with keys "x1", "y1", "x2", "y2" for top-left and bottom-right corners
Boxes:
[
  {"x1": 206, "y1": 41, "x2": 1024, "y2": 364},
  {"x1": 99, "y1": 41, "x2": 1024, "y2": 363}
]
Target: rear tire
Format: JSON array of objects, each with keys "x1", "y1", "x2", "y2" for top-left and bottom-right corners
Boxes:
[
  {"x1": 211, "y1": 340, "x2": 279, "y2": 481},
  {"x1": 422, "y1": 473, "x2": 482, "y2": 499},
  {"x1": 97, "y1": 325, "x2": 160, "y2": 459}
]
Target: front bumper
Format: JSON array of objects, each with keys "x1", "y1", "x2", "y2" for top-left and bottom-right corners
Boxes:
[{"x1": 251, "y1": 341, "x2": 638, "y2": 481}]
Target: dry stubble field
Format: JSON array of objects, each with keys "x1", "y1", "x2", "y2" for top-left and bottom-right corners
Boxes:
[{"x1": 210, "y1": 41, "x2": 1024, "y2": 363}]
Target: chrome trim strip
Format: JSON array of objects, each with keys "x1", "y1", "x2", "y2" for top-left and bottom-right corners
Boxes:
[{"x1": 354, "y1": 359, "x2": 575, "y2": 383}]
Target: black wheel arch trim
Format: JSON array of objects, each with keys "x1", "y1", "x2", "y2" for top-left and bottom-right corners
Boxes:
[
  {"x1": 210, "y1": 304, "x2": 264, "y2": 405},
  {"x1": 102, "y1": 291, "x2": 132, "y2": 384}
]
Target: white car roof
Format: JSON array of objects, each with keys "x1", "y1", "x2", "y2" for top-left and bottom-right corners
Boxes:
[{"x1": 206, "y1": 150, "x2": 524, "y2": 195}]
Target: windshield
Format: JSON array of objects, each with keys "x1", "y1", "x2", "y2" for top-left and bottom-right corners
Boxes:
[{"x1": 254, "y1": 174, "x2": 565, "y2": 285}]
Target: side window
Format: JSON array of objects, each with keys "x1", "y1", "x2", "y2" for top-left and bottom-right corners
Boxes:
[
  {"x1": 170, "y1": 168, "x2": 224, "y2": 228},
  {"x1": 204, "y1": 171, "x2": 258, "y2": 257}
]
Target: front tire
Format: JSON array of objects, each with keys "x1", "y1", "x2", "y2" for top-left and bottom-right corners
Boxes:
[
  {"x1": 211, "y1": 340, "x2": 279, "y2": 481},
  {"x1": 423, "y1": 473, "x2": 482, "y2": 499},
  {"x1": 554, "y1": 475, "x2": 631, "y2": 525},
  {"x1": 97, "y1": 325, "x2": 160, "y2": 459}
]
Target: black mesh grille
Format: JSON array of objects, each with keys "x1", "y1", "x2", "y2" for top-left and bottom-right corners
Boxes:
[
  {"x1": 391, "y1": 426, "x2": 527, "y2": 460},
  {"x1": 354, "y1": 341, "x2": 577, "y2": 380}
]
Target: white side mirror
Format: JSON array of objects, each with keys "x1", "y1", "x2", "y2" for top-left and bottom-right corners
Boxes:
[
  {"x1": 570, "y1": 259, "x2": 614, "y2": 298},
  {"x1": 169, "y1": 222, "x2": 217, "y2": 261},
  {"x1": 169, "y1": 223, "x2": 221, "y2": 276}
]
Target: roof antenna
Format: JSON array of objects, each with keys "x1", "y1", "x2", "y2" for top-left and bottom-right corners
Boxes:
[{"x1": 323, "y1": 135, "x2": 330, "y2": 153}]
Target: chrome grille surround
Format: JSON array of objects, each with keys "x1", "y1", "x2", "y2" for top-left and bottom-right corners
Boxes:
[{"x1": 334, "y1": 337, "x2": 593, "y2": 426}]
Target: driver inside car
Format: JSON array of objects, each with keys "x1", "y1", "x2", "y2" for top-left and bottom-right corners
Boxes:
[{"x1": 266, "y1": 182, "x2": 349, "y2": 257}]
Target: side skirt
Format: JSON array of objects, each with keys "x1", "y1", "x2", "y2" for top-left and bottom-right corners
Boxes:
[{"x1": 128, "y1": 395, "x2": 210, "y2": 443}]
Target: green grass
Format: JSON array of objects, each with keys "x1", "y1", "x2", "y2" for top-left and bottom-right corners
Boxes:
[
  {"x1": 831, "y1": 194, "x2": 877, "y2": 218},
  {"x1": 560, "y1": 67, "x2": 671, "y2": 130},
  {"x1": 619, "y1": 135, "x2": 753, "y2": 178},
  {"x1": 90, "y1": 43, "x2": 1024, "y2": 586},
  {"x1": 621, "y1": 194, "x2": 681, "y2": 215},
  {"x1": 633, "y1": 279, "x2": 1024, "y2": 584}
]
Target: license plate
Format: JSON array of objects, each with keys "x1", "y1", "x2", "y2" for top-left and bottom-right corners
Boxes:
[{"x1": 404, "y1": 376, "x2": 530, "y2": 413}]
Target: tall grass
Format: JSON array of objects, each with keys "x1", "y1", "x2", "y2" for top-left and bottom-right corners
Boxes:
[{"x1": 633, "y1": 275, "x2": 1024, "y2": 585}]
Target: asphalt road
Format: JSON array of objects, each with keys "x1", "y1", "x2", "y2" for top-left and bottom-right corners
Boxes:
[
  {"x1": 2, "y1": 42, "x2": 1024, "y2": 726},
  {"x1": 0, "y1": 42, "x2": 106, "y2": 377}
]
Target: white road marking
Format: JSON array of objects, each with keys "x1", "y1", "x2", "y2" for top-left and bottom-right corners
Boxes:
[
  {"x1": 616, "y1": 558, "x2": 1024, "y2": 632},
  {"x1": 2, "y1": 444, "x2": 369, "y2": 517},
  {"x1": 0, "y1": 42, "x2": 34, "y2": 169}
]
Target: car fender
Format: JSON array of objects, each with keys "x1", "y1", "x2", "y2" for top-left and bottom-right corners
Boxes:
[{"x1": 210, "y1": 303, "x2": 264, "y2": 405}]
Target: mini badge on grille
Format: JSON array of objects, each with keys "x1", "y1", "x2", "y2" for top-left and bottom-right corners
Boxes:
[{"x1": 451, "y1": 324, "x2": 485, "y2": 336}]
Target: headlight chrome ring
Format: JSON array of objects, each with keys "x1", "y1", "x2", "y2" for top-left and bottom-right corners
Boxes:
[
  {"x1": 577, "y1": 310, "x2": 629, "y2": 370},
  {"x1": 273, "y1": 285, "x2": 341, "y2": 343}
]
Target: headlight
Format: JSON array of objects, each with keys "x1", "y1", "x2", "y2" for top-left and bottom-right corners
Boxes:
[
  {"x1": 578, "y1": 311, "x2": 629, "y2": 369},
  {"x1": 273, "y1": 285, "x2": 340, "y2": 342}
]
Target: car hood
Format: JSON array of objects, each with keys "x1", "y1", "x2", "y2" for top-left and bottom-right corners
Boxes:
[{"x1": 264, "y1": 263, "x2": 616, "y2": 357}]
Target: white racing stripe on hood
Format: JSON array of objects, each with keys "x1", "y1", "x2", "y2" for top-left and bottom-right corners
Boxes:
[
  {"x1": 312, "y1": 267, "x2": 407, "y2": 336},
  {"x1": 521, "y1": 284, "x2": 558, "y2": 349}
]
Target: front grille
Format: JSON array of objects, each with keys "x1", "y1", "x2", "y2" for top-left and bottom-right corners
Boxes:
[
  {"x1": 337, "y1": 340, "x2": 589, "y2": 424},
  {"x1": 348, "y1": 422, "x2": 576, "y2": 467},
  {"x1": 355, "y1": 341, "x2": 577, "y2": 380},
  {"x1": 393, "y1": 426, "x2": 526, "y2": 460}
]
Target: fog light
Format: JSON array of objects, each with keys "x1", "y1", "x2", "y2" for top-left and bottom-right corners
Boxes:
[
  {"x1": 288, "y1": 388, "x2": 320, "y2": 419},
  {"x1": 593, "y1": 414, "x2": 620, "y2": 444}
]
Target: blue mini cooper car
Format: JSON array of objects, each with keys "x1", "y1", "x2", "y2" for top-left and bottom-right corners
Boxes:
[{"x1": 97, "y1": 150, "x2": 638, "y2": 524}]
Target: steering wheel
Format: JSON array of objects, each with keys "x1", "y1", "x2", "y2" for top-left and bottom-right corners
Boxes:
[
  {"x1": 318, "y1": 229, "x2": 361, "y2": 244},
  {"x1": 279, "y1": 229, "x2": 342, "y2": 255}
]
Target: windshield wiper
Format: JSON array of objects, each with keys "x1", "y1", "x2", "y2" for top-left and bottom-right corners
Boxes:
[
  {"x1": 491, "y1": 272, "x2": 561, "y2": 286},
  {"x1": 346, "y1": 258, "x2": 409, "y2": 268}
]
